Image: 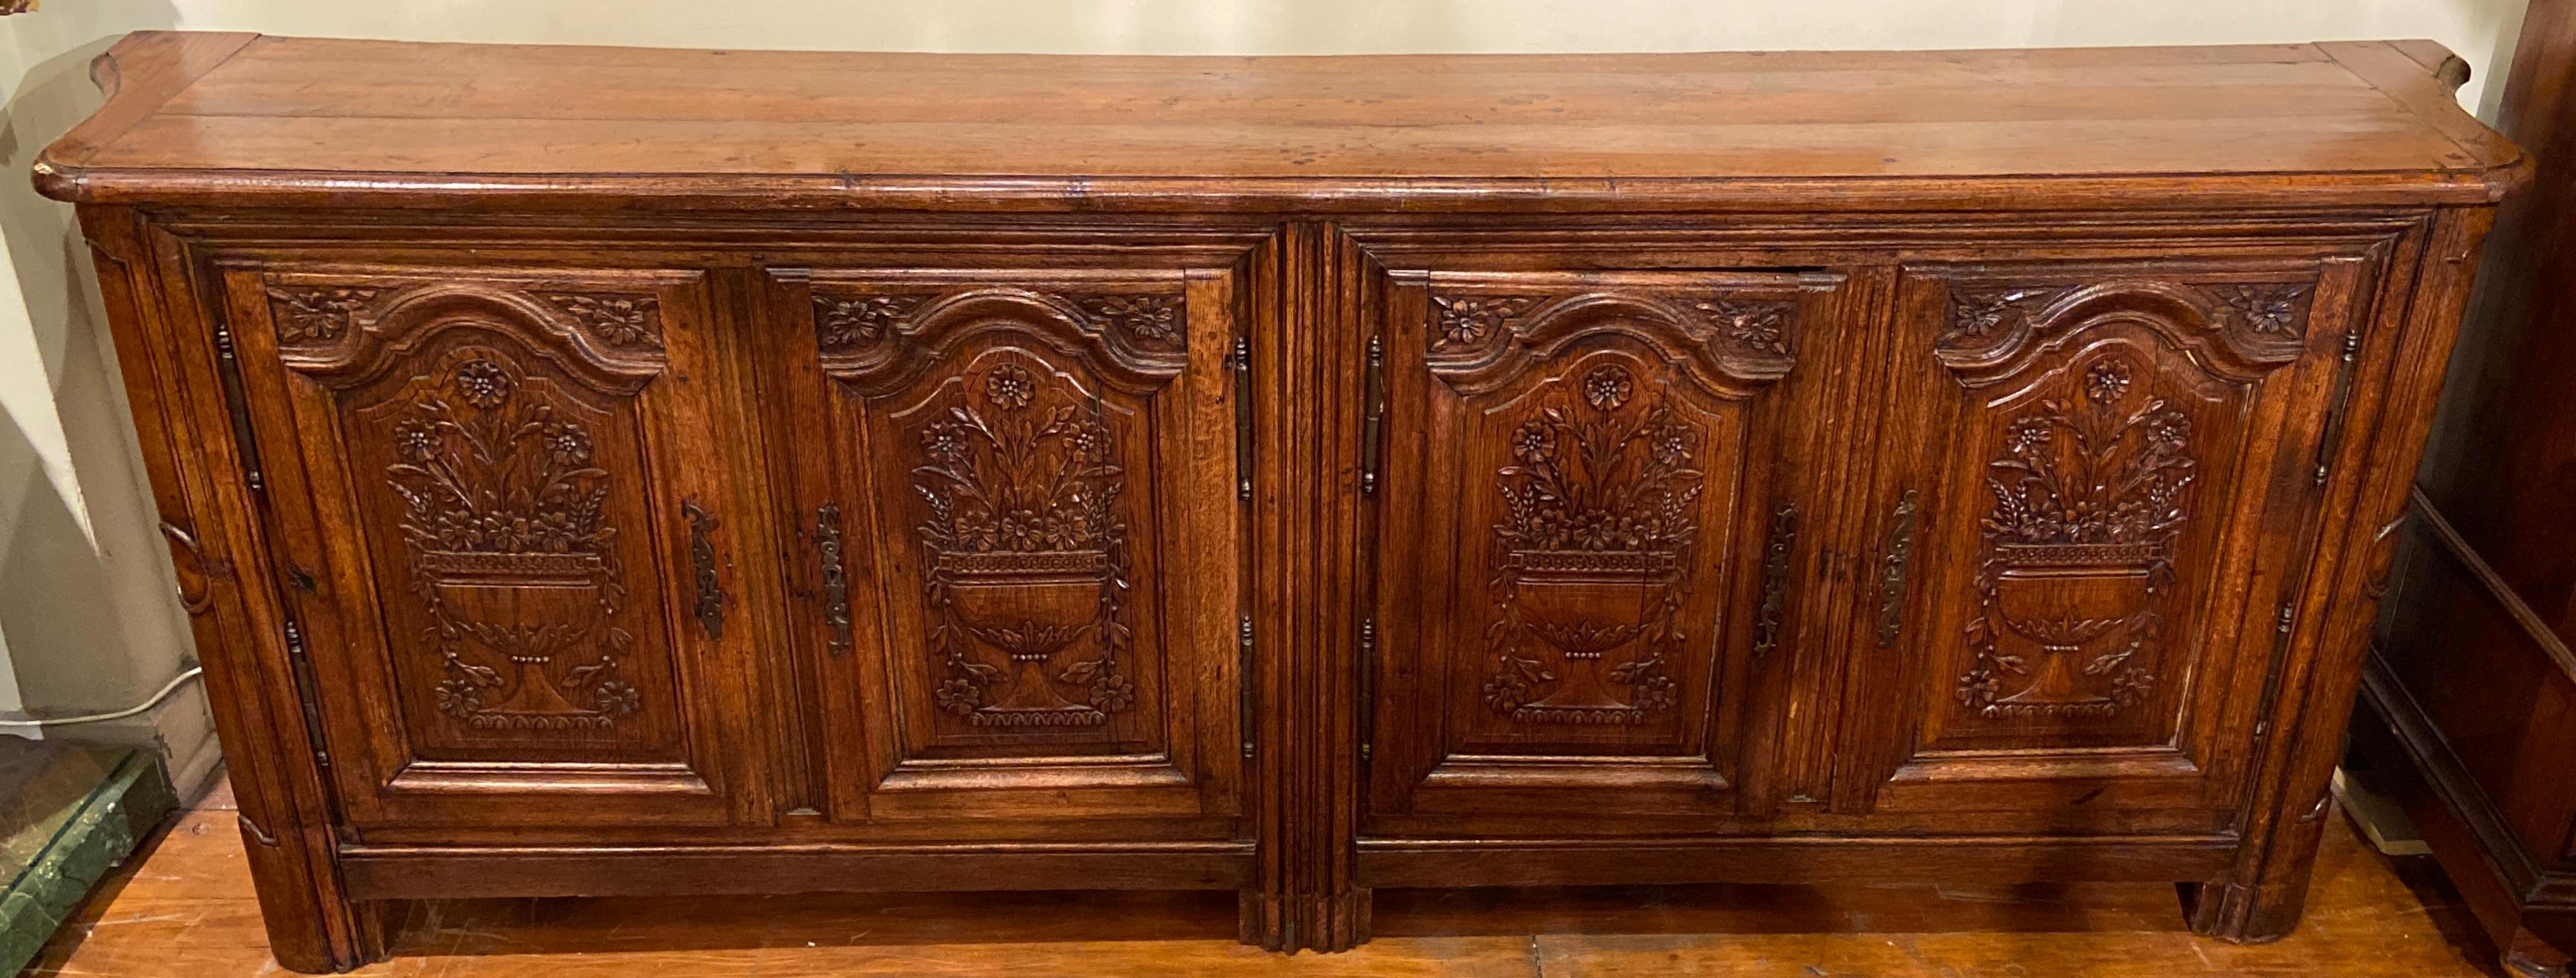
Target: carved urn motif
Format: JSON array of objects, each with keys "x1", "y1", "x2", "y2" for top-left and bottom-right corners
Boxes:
[
  {"x1": 389, "y1": 354, "x2": 640, "y2": 733},
  {"x1": 916, "y1": 359, "x2": 1137, "y2": 728},
  {"x1": 1484, "y1": 364, "x2": 1704, "y2": 725},
  {"x1": 1959, "y1": 358, "x2": 2193, "y2": 720}
]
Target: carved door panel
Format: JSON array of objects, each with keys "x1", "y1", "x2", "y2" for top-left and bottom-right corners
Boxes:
[
  {"x1": 767, "y1": 265, "x2": 1243, "y2": 827},
  {"x1": 1365, "y1": 268, "x2": 1853, "y2": 826},
  {"x1": 1837, "y1": 257, "x2": 2380, "y2": 818},
  {"x1": 224, "y1": 267, "x2": 765, "y2": 829}
]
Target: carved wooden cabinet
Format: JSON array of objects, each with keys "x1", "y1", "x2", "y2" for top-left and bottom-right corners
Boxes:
[{"x1": 38, "y1": 32, "x2": 2522, "y2": 971}]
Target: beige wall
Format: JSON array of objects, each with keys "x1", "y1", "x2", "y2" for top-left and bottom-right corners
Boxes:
[{"x1": 0, "y1": 1, "x2": 2529, "y2": 786}]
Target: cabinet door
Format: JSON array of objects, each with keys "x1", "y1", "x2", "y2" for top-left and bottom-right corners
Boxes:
[
  {"x1": 227, "y1": 267, "x2": 765, "y2": 829},
  {"x1": 1366, "y1": 268, "x2": 1853, "y2": 825},
  {"x1": 767, "y1": 265, "x2": 1244, "y2": 827},
  {"x1": 1839, "y1": 258, "x2": 2376, "y2": 817}
]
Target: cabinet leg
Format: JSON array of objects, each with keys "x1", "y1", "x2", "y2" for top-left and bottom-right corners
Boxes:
[
  {"x1": 1239, "y1": 888, "x2": 1371, "y2": 953},
  {"x1": 2180, "y1": 877, "x2": 2307, "y2": 944},
  {"x1": 2504, "y1": 927, "x2": 2574, "y2": 978},
  {"x1": 238, "y1": 819, "x2": 386, "y2": 973}
]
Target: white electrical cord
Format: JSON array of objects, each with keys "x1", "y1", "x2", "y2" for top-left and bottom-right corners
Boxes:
[{"x1": 0, "y1": 666, "x2": 205, "y2": 728}]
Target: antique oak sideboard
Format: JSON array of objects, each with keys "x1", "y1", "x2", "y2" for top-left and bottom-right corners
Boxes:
[{"x1": 35, "y1": 33, "x2": 2524, "y2": 971}]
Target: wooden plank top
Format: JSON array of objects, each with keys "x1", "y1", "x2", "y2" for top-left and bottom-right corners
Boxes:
[{"x1": 34, "y1": 31, "x2": 2527, "y2": 213}]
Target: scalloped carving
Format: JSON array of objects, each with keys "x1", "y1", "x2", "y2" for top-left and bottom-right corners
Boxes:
[
  {"x1": 1423, "y1": 288, "x2": 1802, "y2": 401},
  {"x1": 1942, "y1": 287, "x2": 2060, "y2": 347}
]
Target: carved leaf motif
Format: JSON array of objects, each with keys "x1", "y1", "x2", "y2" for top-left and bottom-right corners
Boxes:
[
  {"x1": 914, "y1": 356, "x2": 1136, "y2": 727},
  {"x1": 1431, "y1": 295, "x2": 1540, "y2": 349},
  {"x1": 815, "y1": 294, "x2": 926, "y2": 352},
  {"x1": 544, "y1": 293, "x2": 662, "y2": 350},
  {"x1": 387, "y1": 353, "x2": 637, "y2": 733},
  {"x1": 1076, "y1": 294, "x2": 1184, "y2": 348},
  {"x1": 2209, "y1": 283, "x2": 2314, "y2": 336},
  {"x1": 268, "y1": 285, "x2": 380, "y2": 344}
]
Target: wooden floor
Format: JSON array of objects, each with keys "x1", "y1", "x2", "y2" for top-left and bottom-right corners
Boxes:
[{"x1": 25, "y1": 774, "x2": 2507, "y2": 977}]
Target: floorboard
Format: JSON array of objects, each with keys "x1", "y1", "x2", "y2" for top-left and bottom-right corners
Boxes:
[{"x1": 25, "y1": 772, "x2": 2504, "y2": 977}]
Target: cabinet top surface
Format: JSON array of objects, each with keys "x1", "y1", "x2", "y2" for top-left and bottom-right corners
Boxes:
[{"x1": 35, "y1": 31, "x2": 2524, "y2": 213}]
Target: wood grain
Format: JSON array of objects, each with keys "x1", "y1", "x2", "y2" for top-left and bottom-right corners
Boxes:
[
  {"x1": 28, "y1": 783, "x2": 2505, "y2": 977},
  {"x1": 34, "y1": 34, "x2": 2525, "y2": 212}
]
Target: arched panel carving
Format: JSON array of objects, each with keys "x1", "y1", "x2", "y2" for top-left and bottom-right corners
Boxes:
[
  {"x1": 266, "y1": 278, "x2": 670, "y2": 391},
  {"x1": 1424, "y1": 288, "x2": 1802, "y2": 401},
  {"x1": 265, "y1": 274, "x2": 695, "y2": 760},
  {"x1": 1918, "y1": 268, "x2": 2323, "y2": 751},
  {"x1": 811, "y1": 283, "x2": 1188, "y2": 397},
  {"x1": 1936, "y1": 277, "x2": 2317, "y2": 385}
]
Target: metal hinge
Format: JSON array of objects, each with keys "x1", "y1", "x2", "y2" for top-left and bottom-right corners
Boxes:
[
  {"x1": 1357, "y1": 617, "x2": 1377, "y2": 763},
  {"x1": 2251, "y1": 602, "x2": 2297, "y2": 740},
  {"x1": 1238, "y1": 616, "x2": 1256, "y2": 759},
  {"x1": 210, "y1": 321, "x2": 267, "y2": 498},
  {"x1": 280, "y1": 619, "x2": 330, "y2": 769},
  {"x1": 1231, "y1": 337, "x2": 1254, "y2": 500},
  {"x1": 2313, "y1": 329, "x2": 2364, "y2": 485},
  {"x1": 1360, "y1": 335, "x2": 1386, "y2": 494}
]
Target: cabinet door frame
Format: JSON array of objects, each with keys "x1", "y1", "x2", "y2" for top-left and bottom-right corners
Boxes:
[
  {"x1": 215, "y1": 262, "x2": 771, "y2": 830},
  {"x1": 757, "y1": 242, "x2": 1264, "y2": 831},
  {"x1": 1348, "y1": 233, "x2": 1866, "y2": 831},
  {"x1": 1834, "y1": 249, "x2": 2393, "y2": 818}
]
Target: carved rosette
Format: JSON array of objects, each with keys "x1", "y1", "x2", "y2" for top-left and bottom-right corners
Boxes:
[
  {"x1": 2207, "y1": 283, "x2": 2314, "y2": 337},
  {"x1": 914, "y1": 356, "x2": 1136, "y2": 728},
  {"x1": 388, "y1": 352, "x2": 640, "y2": 732},
  {"x1": 1942, "y1": 287, "x2": 2068, "y2": 348},
  {"x1": 1076, "y1": 294, "x2": 1185, "y2": 351},
  {"x1": 543, "y1": 292, "x2": 663, "y2": 349},
  {"x1": 267, "y1": 285, "x2": 382, "y2": 345},
  {"x1": 815, "y1": 294, "x2": 928, "y2": 353},
  {"x1": 1955, "y1": 356, "x2": 2193, "y2": 721},
  {"x1": 1432, "y1": 294, "x2": 1540, "y2": 350},
  {"x1": 1483, "y1": 362, "x2": 1705, "y2": 725},
  {"x1": 1693, "y1": 297, "x2": 1796, "y2": 357}
]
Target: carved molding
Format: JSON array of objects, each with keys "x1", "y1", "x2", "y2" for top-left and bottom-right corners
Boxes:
[
  {"x1": 1482, "y1": 359, "x2": 1704, "y2": 725},
  {"x1": 1432, "y1": 294, "x2": 1540, "y2": 350},
  {"x1": 1955, "y1": 356, "x2": 2193, "y2": 721}
]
